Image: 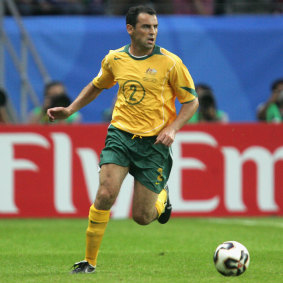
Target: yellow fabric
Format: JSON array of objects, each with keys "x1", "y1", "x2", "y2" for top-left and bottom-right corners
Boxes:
[
  {"x1": 88, "y1": 204, "x2": 111, "y2": 223},
  {"x1": 85, "y1": 205, "x2": 110, "y2": 266},
  {"x1": 155, "y1": 188, "x2": 167, "y2": 217},
  {"x1": 92, "y1": 45, "x2": 196, "y2": 136}
]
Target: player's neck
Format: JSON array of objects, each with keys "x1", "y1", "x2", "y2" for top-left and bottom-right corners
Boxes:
[{"x1": 129, "y1": 45, "x2": 154, "y2": 57}]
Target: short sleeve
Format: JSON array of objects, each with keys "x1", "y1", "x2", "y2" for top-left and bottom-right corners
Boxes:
[
  {"x1": 92, "y1": 54, "x2": 117, "y2": 89},
  {"x1": 169, "y1": 59, "x2": 197, "y2": 104}
]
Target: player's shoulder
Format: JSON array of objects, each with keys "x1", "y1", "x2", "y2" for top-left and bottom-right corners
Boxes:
[
  {"x1": 105, "y1": 46, "x2": 129, "y2": 61},
  {"x1": 158, "y1": 46, "x2": 183, "y2": 65}
]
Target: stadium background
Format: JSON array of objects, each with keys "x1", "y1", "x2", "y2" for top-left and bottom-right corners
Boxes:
[
  {"x1": 1, "y1": 1, "x2": 283, "y2": 218},
  {"x1": 1, "y1": 4, "x2": 283, "y2": 282},
  {"x1": 4, "y1": 15, "x2": 283, "y2": 122}
]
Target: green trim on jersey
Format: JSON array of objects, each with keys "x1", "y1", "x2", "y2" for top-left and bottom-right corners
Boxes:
[
  {"x1": 180, "y1": 86, "x2": 198, "y2": 97},
  {"x1": 123, "y1": 44, "x2": 163, "y2": 60},
  {"x1": 182, "y1": 98, "x2": 197, "y2": 104}
]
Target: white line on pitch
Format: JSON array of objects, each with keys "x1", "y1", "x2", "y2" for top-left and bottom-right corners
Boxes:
[{"x1": 203, "y1": 218, "x2": 283, "y2": 229}]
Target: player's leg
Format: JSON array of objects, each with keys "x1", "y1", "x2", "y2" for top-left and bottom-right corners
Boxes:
[
  {"x1": 72, "y1": 163, "x2": 128, "y2": 274},
  {"x1": 132, "y1": 180, "x2": 159, "y2": 225},
  {"x1": 132, "y1": 180, "x2": 170, "y2": 225},
  {"x1": 94, "y1": 163, "x2": 129, "y2": 210},
  {"x1": 157, "y1": 184, "x2": 172, "y2": 224},
  {"x1": 130, "y1": 138, "x2": 173, "y2": 225},
  {"x1": 86, "y1": 163, "x2": 129, "y2": 263}
]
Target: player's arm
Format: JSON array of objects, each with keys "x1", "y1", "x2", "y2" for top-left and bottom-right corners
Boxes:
[
  {"x1": 47, "y1": 82, "x2": 102, "y2": 122},
  {"x1": 155, "y1": 98, "x2": 199, "y2": 147},
  {"x1": 156, "y1": 56, "x2": 199, "y2": 146}
]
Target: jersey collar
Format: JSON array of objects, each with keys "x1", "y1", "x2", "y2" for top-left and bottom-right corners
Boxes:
[{"x1": 123, "y1": 44, "x2": 162, "y2": 60}]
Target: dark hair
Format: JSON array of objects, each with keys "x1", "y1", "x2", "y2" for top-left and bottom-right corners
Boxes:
[
  {"x1": 126, "y1": 5, "x2": 156, "y2": 27},
  {"x1": 195, "y1": 83, "x2": 212, "y2": 92},
  {"x1": 271, "y1": 78, "x2": 283, "y2": 91},
  {"x1": 198, "y1": 90, "x2": 219, "y2": 121},
  {"x1": 199, "y1": 90, "x2": 216, "y2": 109},
  {"x1": 44, "y1": 81, "x2": 65, "y2": 97},
  {"x1": 0, "y1": 88, "x2": 7, "y2": 107},
  {"x1": 49, "y1": 94, "x2": 71, "y2": 108}
]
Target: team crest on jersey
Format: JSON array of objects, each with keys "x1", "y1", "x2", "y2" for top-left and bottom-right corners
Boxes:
[{"x1": 145, "y1": 68, "x2": 157, "y2": 75}]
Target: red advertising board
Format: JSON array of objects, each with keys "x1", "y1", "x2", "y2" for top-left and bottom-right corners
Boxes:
[{"x1": 0, "y1": 123, "x2": 282, "y2": 218}]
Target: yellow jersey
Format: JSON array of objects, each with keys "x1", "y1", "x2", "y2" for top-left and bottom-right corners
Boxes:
[{"x1": 93, "y1": 44, "x2": 197, "y2": 136}]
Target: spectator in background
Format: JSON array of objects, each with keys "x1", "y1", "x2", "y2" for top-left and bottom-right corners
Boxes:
[
  {"x1": 273, "y1": 0, "x2": 283, "y2": 13},
  {"x1": 101, "y1": 97, "x2": 116, "y2": 123},
  {"x1": 14, "y1": 0, "x2": 33, "y2": 15},
  {"x1": 28, "y1": 81, "x2": 81, "y2": 124},
  {"x1": 15, "y1": 0, "x2": 105, "y2": 15},
  {"x1": 15, "y1": 0, "x2": 283, "y2": 15},
  {"x1": 173, "y1": 0, "x2": 214, "y2": 15},
  {"x1": 15, "y1": 0, "x2": 61, "y2": 15},
  {"x1": 107, "y1": 0, "x2": 173, "y2": 15},
  {"x1": 257, "y1": 78, "x2": 283, "y2": 122},
  {"x1": 214, "y1": 0, "x2": 274, "y2": 15},
  {"x1": 107, "y1": 0, "x2": 150, "y2": 15},
  {"x1": 188, "y1": 83, "x2": 229, "y2": 123},
  {"x1": 0, "y1": 88, "x2": 10, "y2": 124},
  {"x1": 84, "y1": 0, "x2": 105, "y2": 15}
]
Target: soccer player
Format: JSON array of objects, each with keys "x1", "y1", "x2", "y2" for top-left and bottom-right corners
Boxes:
[{"x1": 47, "y1": 5, "x2": 199, "y2": 273}]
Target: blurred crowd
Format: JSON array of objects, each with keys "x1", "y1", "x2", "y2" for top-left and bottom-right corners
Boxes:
[
  {"x1": 1, "y1": 1, "x2": 282, "y2": 125},
  {"x1": 11, "y1": 0, "x2": 283, "y2": 16},
  {"x1": 28, "y1": 81, "x2": 82, "y2": 124},
  {"x1": 1, "y1": 78, "x2": 283, "y2": 124}
]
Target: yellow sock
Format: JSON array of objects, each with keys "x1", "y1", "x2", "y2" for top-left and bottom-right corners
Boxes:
[
  {"x1": 85, "y1": 204, "x2": 110, "y2": 266},
  {"x1": 155, "y1": 188, "x2": 167, "y2": 217}
]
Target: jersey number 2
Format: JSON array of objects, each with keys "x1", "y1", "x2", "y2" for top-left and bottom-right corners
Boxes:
[{"x1": 129, "y1": 85, "x2": 137, "y2": 101}]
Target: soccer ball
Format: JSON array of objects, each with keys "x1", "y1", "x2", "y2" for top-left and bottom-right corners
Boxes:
[{"x1": 213, "y1": 241, "x2": 250, "y2": 276}]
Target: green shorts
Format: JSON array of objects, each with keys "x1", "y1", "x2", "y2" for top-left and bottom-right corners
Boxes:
[{"x1": 99, "y1": 125, "x2": 173, "y2": 194}]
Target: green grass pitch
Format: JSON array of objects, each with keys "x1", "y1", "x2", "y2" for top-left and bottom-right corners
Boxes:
[{"x1": 0, "y1": 217, "x2": 282, "y2": 282}]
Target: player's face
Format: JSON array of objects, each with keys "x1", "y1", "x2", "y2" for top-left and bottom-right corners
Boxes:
[
  {"x1": 44, "y1": 85, "x2": 65, "y2": 108},
  {"x1": 275, "y1": 83, "x2": 283, "y2": 104},
  {"x1": 275, "y1": 83, "x2": 283, "y2": 93},
  {"x1": 128, "y1": 13, "x2": 158, "y2": 54},
  {"x1": 46, "y1": 85, "x2": 65, "y2": 98}
]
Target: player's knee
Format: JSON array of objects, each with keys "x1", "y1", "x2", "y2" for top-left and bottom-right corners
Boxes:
[
  {"x1": 97, "y1": 188, "x2": 114, "y2": 201},
  {"x1": 132, "y1": 212, "x2": 152, "y2": 226},
  {"x1": 95, "y1": 187, "x2": 117, "y2": 209}
]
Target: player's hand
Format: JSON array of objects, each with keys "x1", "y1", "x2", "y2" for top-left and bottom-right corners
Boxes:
[
  {"x1": 154, "y1": 126, "x2": 176, "y2": 147},
  {"x1": 47, "y1": 107, "x2": 71, "y2": 122}
]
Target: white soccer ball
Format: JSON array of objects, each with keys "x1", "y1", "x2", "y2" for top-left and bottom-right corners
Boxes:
[{"x1": 213, "y1": 241, "x2": 250, "y2": 276}]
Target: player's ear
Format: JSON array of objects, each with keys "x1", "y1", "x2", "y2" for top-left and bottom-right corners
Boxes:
[{"x1": 126, "y1": 24, "x2": 134, "y2": 35}]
